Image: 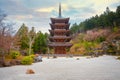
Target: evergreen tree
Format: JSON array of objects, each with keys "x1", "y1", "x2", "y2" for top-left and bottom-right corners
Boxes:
[
  {"x1": 70, "y1": 23, "x2": 79, "y2": 34},
  {"x1": 15, "y1": 23, "x2": 29, "y2": 50},
  {"x1": 116, "y1": 5, "x2": 120, "y2": 26},
  {"x1": 33, "y1": 31, "x2": 47, "y2": 54},
  {"x1": 70, "y1": 5, "x2": 120, "y2": 34}
]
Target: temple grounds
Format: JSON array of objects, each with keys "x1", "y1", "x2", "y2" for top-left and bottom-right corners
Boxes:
[{"x1": 0, "y1": 55, "x2": 120, "y2": 80}]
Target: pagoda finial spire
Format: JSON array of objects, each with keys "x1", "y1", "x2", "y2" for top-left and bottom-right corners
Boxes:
[{"x1": 59, "y1": 3, "x2": 62, "y2": 18}]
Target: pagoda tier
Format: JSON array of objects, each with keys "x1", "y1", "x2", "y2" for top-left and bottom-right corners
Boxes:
[
  {"x1": 50, "y1": 23, "x2": 70, "y2": 30},
  {"x1": 50, "y1": 18, "x2": 69, "y2": 24},
  {"x1": 49, "y1": 36, "x2": 72, "y2": 42},
  {"x1": 49, "y1": 29, "x2": 70, "y2": 36}
]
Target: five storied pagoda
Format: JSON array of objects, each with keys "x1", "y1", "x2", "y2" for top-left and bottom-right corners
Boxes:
[{"x1": 48, "y1": 3, "x2": 72, "y2": 54}]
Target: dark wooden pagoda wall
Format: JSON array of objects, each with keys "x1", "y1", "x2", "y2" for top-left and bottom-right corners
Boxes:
[{"x1": 55, "y1": 47, "x2": 66, "y2": 54}]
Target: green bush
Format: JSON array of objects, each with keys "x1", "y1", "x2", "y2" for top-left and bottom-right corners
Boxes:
[
  {"x1": 21, "y1": 56, "x2": 33, "y2": 65},
  {"x1": 10, "y1": 50, "x2": 20, "y2": 59},
  {"x1": 29, "y1": 54, "x2": 35, "y2": 59}
]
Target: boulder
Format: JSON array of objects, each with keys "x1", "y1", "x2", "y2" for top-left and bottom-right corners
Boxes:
[
  {"x1": 16, "y1": 60, "x2": 21, "y2": 65},
  {"x1": 34, "y1": 56, "x2": 42, "y2": 62},
  {"x1": 76, "y1": 58, "x2": 80, "y2": 60},
  {"x1": 53, "y1": 55, "x2": 57, "y2": 58},
  {"x1": 26, "y1": 69, "x2": 35, "y2": 74},
  {"x1": 3, "y1": 61, "x2": 11, "y2": 67}
]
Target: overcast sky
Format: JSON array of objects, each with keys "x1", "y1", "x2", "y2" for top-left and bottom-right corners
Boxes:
[{"x1": 0, "y1": 0, "x2": 120, "y2": 33}]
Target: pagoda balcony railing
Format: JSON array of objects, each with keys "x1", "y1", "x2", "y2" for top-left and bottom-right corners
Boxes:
[
  {"x1": 54, "y1": 29, "x2": 66, "y2": 31},
  {"x1": 48, "y1": 42, "x2": 73, "y2": 47}
]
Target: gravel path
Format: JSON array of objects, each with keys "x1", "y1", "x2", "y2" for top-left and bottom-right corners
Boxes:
[{"x1": 0, "y1": 55, "x2": 120, "y2": 80}]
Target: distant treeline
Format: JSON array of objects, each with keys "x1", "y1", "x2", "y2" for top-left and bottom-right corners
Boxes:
[{"x1": 70, "y1": 5, "x2": 120, "y2": 34}]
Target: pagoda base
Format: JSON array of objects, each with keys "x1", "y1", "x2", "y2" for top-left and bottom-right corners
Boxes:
[{"x1": 54, "y1": 47, "x2": 66, "y2": 54}]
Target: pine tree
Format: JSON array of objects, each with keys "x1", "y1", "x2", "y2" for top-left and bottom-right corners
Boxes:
[
  {"x1": 15, "y1": 23, "x2": 29, "y2": 54},
  {"x1": 33, "y1": 31, "x2": 47, "y2": 54}
]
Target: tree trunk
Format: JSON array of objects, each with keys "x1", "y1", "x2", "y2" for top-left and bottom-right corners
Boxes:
[{"x1": 0, "y1": 51, "x2": 5, "y2": 66}]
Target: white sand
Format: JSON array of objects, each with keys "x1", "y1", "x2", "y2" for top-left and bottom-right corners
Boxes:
[{"x1": 0, "y1": 55, "x2": 120, "y2": 80}]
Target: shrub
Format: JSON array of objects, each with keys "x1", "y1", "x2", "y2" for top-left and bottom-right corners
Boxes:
[
  {"x1": 21, "y1": 56, "x2": 33, "y2": 65},
  {"x1": 10, "y1": 50, "x2": 20, "y2": 59},
  {"x1": 29, "y1": 54, "x2": 35, "y2": 59}
]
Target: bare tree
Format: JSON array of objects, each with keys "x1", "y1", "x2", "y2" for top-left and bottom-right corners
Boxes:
[
  {"x1": 28, "y1": 27, "x2": 36, "y2": 55},
  {"x1": 0, "y1": 10, "x2": 14, "y2": 63}
]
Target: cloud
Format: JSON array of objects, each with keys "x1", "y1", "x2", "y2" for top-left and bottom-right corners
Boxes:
[
  {"x1": 0, "y1": 0, "x2": 119, "y2": 33},
  {"x1": 21, "y1": 0, "x2": 66, "y2": 8},
  {"x1": 35, "y1": 7, "x2": 55, "y2": 13},
  {"x1": 0, "y1": 0, "x2": 26, "y2": 15},
  {"x1": 9, "y1": 15, "x2": 33, "y2": 20}
]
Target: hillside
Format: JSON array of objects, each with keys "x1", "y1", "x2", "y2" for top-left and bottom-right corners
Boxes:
[{"x1": 70, "y1": 28, "x2": 120, "y2": 55}]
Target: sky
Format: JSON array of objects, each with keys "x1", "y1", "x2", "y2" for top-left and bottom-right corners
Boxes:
[{"x1": 0, "y1": 0, "x2": 120, "y2": 33}]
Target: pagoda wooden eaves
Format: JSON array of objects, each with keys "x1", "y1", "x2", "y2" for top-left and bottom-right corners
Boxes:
[
  {"x1": 50, "y1": 23, "x2": 70, "y2": 30},
  {"x1": 50, "y1": 18, "x2": 69, "y2": 24}
]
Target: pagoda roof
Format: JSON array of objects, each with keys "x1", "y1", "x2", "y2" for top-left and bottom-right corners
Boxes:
[
  {"x1": 50, "y1": 23, "x2": 70, "y2": 29},
  {"x1": 49, "y1": 35, "x2": 72, "y2": 42},
  {"x1": 51, "y1": 23, "x2": 70, "y2": 26},
  {"x1": 50, "y1": 18, "x2": 69, "y2": 23},
  {"x1": 51, "y1": 17, "x2": 69, "y2": 20},
  {"x1": 48, "y1": 42, "x2": 72, "y2": 47},
  {"x1": 49, "y1": 29, "x2": 70, "y2": 35}
]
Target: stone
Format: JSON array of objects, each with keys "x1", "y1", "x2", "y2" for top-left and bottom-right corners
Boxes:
[
  {"x1": 76, "y1": 58, "x2": 80, "y2": 60},
  {"x1": 4, "y1": 61, "x2": 11, "y2": 67},
  {"x1": 16, "y1": 60, "x2": 21, "y2": 65},
  {"x1": 35, "y1": 54, "x2": 39, "y2": 57},
  {"x1": 53, "y1": 55, "x2": 57, "y2": 58},
  {"x1": 34, "y1": 55, "x2": 42, "y2": 62},
  {"x1": 26, "y1": 69, "x2": 35, "y2": 74}
]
